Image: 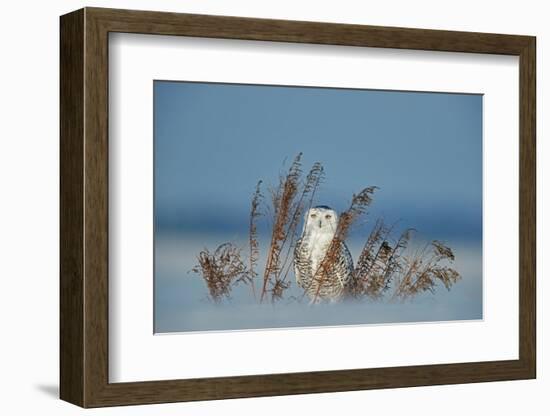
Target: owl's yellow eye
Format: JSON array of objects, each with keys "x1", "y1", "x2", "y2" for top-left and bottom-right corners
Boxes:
[
  {"x1": 310, "y1": 214, "x2": 317, "y2": 218},
  {"x1": 325, "y1": 214, "x2": 332, "y2": 219}
]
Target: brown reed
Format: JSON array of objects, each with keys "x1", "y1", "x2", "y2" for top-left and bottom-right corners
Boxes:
[
  {"x1": 391, "y1": 241, "x2": 461, "y2": 300},
  {"x1": 191, "y1": 243, "x2": 249, "y2": 303},
  {"x1": 310, "y1": 186, "x2": 378, "y2": 303},
  {"x1": 259, "y1": 153, "x2": 303, "y2": 302},
  {"x1": 248, "y1": 180, "x2": 263, "y2": 300},
  {"x1": 256, "y1": 155, "x2": 326, "y2": 302},
  {"x1": 351, "y1": 225, "x2": 414, "y2": 299},
  {"x1": 191, "y1": 153, "x2": 461, "y2": 305}
]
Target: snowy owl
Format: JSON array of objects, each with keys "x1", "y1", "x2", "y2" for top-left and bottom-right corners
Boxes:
[{"x1": 294, "y1": 206, "x2": 354, "y2": 303}]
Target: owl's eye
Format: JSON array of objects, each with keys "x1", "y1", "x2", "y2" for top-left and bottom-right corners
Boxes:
[
  {"x1": 325, "y1": 214, "x2": 332, "y2": 219},
  {"x1": 310, "y1": 214, "x2": 317, "y2": 218}
]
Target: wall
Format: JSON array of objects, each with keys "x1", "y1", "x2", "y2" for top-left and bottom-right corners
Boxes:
[{"x1": 0, "y1": 0, "x2": 545, "y2": 414}]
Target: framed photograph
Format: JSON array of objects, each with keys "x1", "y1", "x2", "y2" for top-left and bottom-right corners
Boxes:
[{"x1": 60, "y1": 7, "x2": 536, "y2": 408}]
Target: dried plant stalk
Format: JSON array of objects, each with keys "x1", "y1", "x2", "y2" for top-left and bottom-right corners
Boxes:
[
  {"x1": 247, "y1": 180, "x2": 263, "y2": 300},
  {"x1": 277, "y1": 162, "x2": 325, "y2": 290},
  {"x1": 191, "y1": 154, "x2": 462, "y2": 305},
  {"x1": 260, "y1": 153, "x2": 303, "y2": 302},
  {"x1": 191, "y1": 243, "x2": 249, "y2": 303},
  {"x1": 377, "y1": 228, "x2": 415, "y2": 293},
  {"x1": 392, "y1": 240, "x2": 461, "y2": 300},
  {"x1": 310, "y1": 187, "x2": 378, "y2": 303},
  {"x1": 354, "y1": 219, "x2": 388, "y2": 278},
  {"x1": 353, "y1": 227, "x2": 414, "y2": 299}
]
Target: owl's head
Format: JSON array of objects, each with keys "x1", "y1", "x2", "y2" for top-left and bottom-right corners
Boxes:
[{"x1": 303, "y1": 205, "x2": 338, "y2": 235}]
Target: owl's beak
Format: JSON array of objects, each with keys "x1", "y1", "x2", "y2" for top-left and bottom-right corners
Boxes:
[{"x1": 318, "y1": 220, "x2": 322, "y2": 228}]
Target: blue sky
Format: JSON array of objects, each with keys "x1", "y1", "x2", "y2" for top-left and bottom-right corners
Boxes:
[{"x1": 154, "y1": 81, "x2": 482, "y2": 243}]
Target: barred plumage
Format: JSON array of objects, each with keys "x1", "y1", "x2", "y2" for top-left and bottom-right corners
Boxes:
[{"x1": 294, "y1": 206, "x2": 354, "y2": 302}]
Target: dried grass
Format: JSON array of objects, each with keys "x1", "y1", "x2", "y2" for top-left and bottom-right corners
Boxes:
[
  {"x1": 351, "y1": 225, "x2": 412, "y2": 299},
  {"x1": 310, "y1": 187, "x2": 378, "y2": 303},
  {"x1": 191, "y1": 243, "x2": 249, "y2": 303},
  {"x1": 248, "y1": 180, "x2": 263, "y2": 300},
  {"x1": 258, "y1": 154, "x2": 325, "y2": 302},
  {"x1": 191, "y1": 154, "x2": 461, "y2": 305},
  {"x1": 391, "y1": 241, "x2": 461, "y2": 300},
  {"x1": 259, "y1": 153, "x2": 303, "y2": 302}
]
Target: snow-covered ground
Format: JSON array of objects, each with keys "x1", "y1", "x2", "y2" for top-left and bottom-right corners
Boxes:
[{"x1": 154, "y1": 233, "x2": 482, "y2": 333}]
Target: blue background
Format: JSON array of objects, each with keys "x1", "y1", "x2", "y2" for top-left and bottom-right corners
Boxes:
[{"x1": 154, "y1": 81, "x2": 483, "y2": 333}]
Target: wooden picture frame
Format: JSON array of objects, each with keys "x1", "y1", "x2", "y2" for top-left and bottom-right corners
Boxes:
[{"x1": 60, "y1": 7, "x2": 536, "y2": 408}]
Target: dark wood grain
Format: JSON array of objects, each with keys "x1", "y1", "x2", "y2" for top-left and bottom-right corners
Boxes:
[
  {"x1": 519, "y1": 38, "x2": 537, "y2": 376},
  {"x1": 59, "y1": 8, "x2": 84, "y2": 407},
  {"x1": 60, "y1": 7, "x2": 537, "y2": 408},
  {"x1": 83, "y1": 10, "x2": 110, "y2": 406},
  {"x1": 89, "y1": 7, "x2": 532, "y2": 54}
]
